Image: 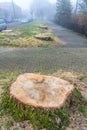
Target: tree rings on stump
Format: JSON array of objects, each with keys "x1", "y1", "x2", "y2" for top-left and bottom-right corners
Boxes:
[{"x1": 10, "y1": 73, "x2": 74, "y2": 109}]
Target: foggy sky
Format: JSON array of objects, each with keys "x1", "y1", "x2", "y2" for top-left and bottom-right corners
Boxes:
[
  {"x1": 0, "y1": 0, "x2": 77, "y2": 10},
  {"x1": 0, "y1": 0, "x2": 57, "y2": 9}
]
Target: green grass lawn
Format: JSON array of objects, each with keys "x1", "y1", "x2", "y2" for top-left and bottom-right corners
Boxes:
[{"x1": 0, "y1": 21, "x2": 61, "y2": 48}]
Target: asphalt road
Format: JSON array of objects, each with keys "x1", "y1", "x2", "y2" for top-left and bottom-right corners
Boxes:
[{"x1": 0, "y1": 22, "x2": 87, "y2": 73}]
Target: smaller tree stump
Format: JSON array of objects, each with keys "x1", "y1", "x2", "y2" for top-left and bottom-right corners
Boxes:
[
  {"x1": 35, "y1": 34, "x2": 53, "y2": 41},
  {"x1": 2, "y1": 30, "x2": 13, "y2": 33},
  {"x1": 39, "y1": 25, "x2": 48, "y2": 30},
  {"x1": 10, "y1": 73, "x2": 74, "y2": 109}
]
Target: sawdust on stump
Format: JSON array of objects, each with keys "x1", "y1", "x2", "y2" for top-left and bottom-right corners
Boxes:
[
  {"x1": 10, "y1": 73, "x2": 74, "y2": 109},
  {"x1": 35, "y1": 34, "x2": 53, "y2": 41}
]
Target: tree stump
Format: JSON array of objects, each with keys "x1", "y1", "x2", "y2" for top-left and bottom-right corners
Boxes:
[
  {"x1": 39, "y1": 25, "x2": 48, "y2": 30},
  {"x1": 2, "y1": 30, "x2": 13, "y2": 33},
  {"x1": 35, "y1": 34, "x2": 53, "y2": 41},
  {"x1": 10, "y1": 73, "x2": 74, "y2": 109}
]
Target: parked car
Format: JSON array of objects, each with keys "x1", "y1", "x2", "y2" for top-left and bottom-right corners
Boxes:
[{"x1": 0, "y1": 19, "x2": 7, "y2": 31}]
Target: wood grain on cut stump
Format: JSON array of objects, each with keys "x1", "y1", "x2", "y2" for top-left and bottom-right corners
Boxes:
[{"x1": 10, "y1": 73, "x2": 74, "y2": 109}]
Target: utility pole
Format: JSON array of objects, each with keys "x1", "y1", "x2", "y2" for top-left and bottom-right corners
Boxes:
[
  {"x1": 75, "y1": 0, "x2": 79, "y2": 15},
  {"x1": 12, "y1": 0, "x2": 16, "y2": 20}
]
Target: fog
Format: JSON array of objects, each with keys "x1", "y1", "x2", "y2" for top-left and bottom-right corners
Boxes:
[
  {"x1": 28, "y1": 0, "x2": 56, "y2": 20},
  {"x1": 0, "y1": 0, "x2": 77, "y2": 8},
  {"x1": 0, "y1": 0, "x2": 78, "y2": 22},
  {"x1": 0, "y1": 0, "x2": 57, "y2": 21},
  {"x1": 0, "y1": 0, "x2": 56, "y2": 9}
]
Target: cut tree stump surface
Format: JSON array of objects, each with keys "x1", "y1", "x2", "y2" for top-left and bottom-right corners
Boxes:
[
  {"x1": 10, "y1": 73, "x2": 74, "y2": 109},
  {"x1": 35, "y1": 34, "x2": 53, "y2": 41},
  {"x1": 39, "y1": 25, "x2": 48, "y2": 30},
  {"x1": 2, "y1": 30, "x2": 13, "y2": 33}
]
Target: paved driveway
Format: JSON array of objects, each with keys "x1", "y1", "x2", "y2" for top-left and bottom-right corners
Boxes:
[{"x1": 48, "y1": 22, "x2": 87, "y2": 47}]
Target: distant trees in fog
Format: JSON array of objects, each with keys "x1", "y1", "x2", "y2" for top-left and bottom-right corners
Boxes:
[
  {"x1": 30, "y1": 0, "x2": 56, "y2": 20},
  {"x1": 56, "y1": 0, "x2": 87, "y2": 36},
  {"x1": 56, "y1": 0, "x2": 72, "y2": 24}
]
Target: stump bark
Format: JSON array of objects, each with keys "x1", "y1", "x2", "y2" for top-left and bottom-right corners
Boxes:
[{"x1": 10, "y1": 73, "x2": 74, "y2": 109}]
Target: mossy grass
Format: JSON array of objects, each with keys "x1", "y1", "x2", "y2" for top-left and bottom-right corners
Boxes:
[
  {"x1": 69, "y1": 88, "x2": 87, "y2": 106},
  {"x1": 0, "y1": 94, "x2": 69, "y2": 130},
  {"x1": 69, "y1": 88, "x2": 87, "y2": 118},
  {"x1": 79, "y1": 106, "x2": 87, "y2": 118}
]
